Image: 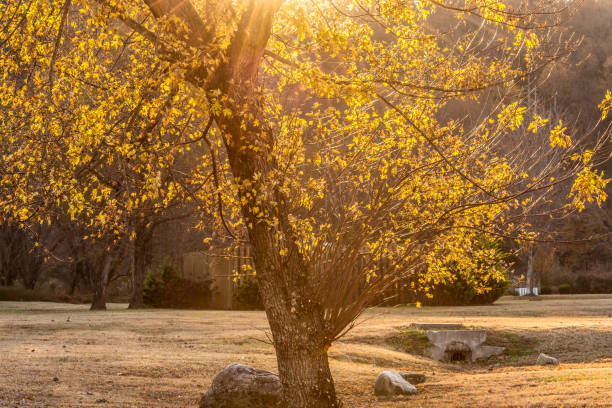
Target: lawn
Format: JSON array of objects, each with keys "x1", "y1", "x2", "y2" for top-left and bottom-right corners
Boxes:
[{"x1": 1, "y1": 295, "x2": 611, "y2": 407}]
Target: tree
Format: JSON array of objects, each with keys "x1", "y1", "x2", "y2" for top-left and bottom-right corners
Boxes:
[
  {"x1": 0, "y1": 221, "x2": 45, "y2": 289},
  {"x1": 0, "y1": 1, "x2": 215, "y2": 308},
  {"x1": 1, "y1": 0, "x2": 610, "y2": 407}
]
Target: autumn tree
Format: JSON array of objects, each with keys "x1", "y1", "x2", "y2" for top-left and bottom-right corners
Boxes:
[
  {"x1": 0, "y1": 2, "x2": 215, "y2": 308},
  {"x1": 1, "y1": 0, "x2": 611, "y2": 407}
]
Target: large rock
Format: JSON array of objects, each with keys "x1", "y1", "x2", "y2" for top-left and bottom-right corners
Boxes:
[
  {"x1": 374, "y1": 371, "x2": 418, "y2": 397},
  {"x1": 536, "y1": 353, "x2": 559, "y2": 366},
  {"x1": 199, "y1": 364, "x2": 281, "y2": 408},
  {"x1": 399, "y1": 372, "x2": 426, "y2": 384}
]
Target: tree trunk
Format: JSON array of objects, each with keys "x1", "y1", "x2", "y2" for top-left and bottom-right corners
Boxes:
[
  {"x1": 255, "y1": 263, "x2": 341, "y2": 408},
  {"x1": 70, "y1": 260, "x2": 83, "y2": 296},
  {"x1": 143, "y1": 0, "x2": 340, "y2": 403},
  {"x1": 526, "y1": 246, "x2": 535, "y2": 295},
  {"x1": 90, "y1": 255, "x2": 112, "y2": 310},
  {"x1": 218, "y1": 114, "x2": 342, "y2": 405},
  {"x1": 209, "y1": 2, "x2": 341, "y2": 403},
  {"x1": 275, "y1": 337, "x2": 339, "y2": 408}
]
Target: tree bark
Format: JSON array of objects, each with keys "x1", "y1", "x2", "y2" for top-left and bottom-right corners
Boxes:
[
  {"x1": 258, "y1": 272, "x2": 340, "y2": 408},
  {"x1": 90, "y1": 254, "x2": 112, "y2": 310},
  {"x1": 274, "y1": 335, "x2": 339, "y2": 408}
]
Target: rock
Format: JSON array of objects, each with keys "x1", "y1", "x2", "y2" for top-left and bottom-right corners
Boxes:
[
  {"x1": 374, "y1": 371, "x2": 418, "y2": 397},
  {"x1": 52, "y1": 377, "x2": 59, "y2": 382},
  {"x1": 536, "y1": 353, "x2": 559, "y2": 366},
  {"x1": 199, "y1": 364, "x2": 281, "y2": 408},
  {"x1": 399, "y1": 372, "x2": 426, "y2": 384}
]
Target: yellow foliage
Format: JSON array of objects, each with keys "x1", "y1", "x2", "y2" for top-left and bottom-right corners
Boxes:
[
  {"x1": 550, "y1": 121, "x2": 572, "y2": 149},
  {"x1": 570, "y1": 167, "x2": 610, "y2": 212},
  {"x1": 599, "y1": 90, "x2": 612, "y2": 120}
]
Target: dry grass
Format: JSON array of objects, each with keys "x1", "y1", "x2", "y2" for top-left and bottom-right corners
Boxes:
[{"x1": 1, "y1": 295, "x2": 611, "y2": 407}]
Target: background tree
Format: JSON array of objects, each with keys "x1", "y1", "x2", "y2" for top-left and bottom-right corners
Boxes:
[
  {"x1": 0, "y1": 222, "x2": 46, "y2": 289},
  {"x1": 0, "y1": 1, "x2": 216, "y2": 308}
]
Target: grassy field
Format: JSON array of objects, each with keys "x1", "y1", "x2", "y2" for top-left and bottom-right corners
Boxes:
[{"x1": 1, "y1": 295, "x2": 611, "y2": 407}]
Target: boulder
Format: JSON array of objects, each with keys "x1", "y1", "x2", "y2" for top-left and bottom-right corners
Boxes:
[
  {"x1": 399, "y1": 372, "x2": 426, "y2": 384},
  {"x1": 374, "y1": 371, "x2": 418, "y2": 397},
  {"x1": 199, "y1": 364, "x2": 281, "y2": 408},
  {"x1": 536, "y1": 353, "x2": 559, "y2": 366}
]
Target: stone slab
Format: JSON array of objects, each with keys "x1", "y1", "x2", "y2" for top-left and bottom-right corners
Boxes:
[
  {"x1": 425, "y1": 330, "x2": 504, "y2": 362},
  {"x1": 411, "y1": 323, "x2": 464, "y2": 330},
  {"x1": 426, "y1": 330, "x2": 487, "y2": 348}
]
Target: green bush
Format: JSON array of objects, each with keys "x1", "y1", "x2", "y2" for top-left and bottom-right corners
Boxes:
[
  {"x1": 540, "y1": 286, "x2": 552, "y2": 295},
  {"x1": 143, "y1": 258, "x2": 212, "y2": 309},
  {"x1": 558, "y1": 283, "x2": 573, "y2": 294},
  {"x1": 233, "y1": 275, "x2": 264, "y2": 310}
]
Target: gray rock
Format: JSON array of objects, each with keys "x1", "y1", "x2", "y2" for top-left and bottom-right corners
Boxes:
[
  {"x1": 199, "y1": 364, "x2": 281, "y2": 408},
  {"x1": 374, "y1": 371, "x2": 418, "y2": 396},
  {"x1": 399, "y1": 372, "x2": 426, "y2": 384},
  {"x1": 536, "y1": 353, "x2": 559, "y2": 366}
]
